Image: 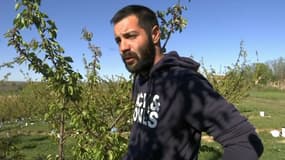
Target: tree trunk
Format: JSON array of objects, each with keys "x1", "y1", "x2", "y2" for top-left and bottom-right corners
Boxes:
[{"x1": 59, "y1": 112, "x2": 65, "y2": 160}]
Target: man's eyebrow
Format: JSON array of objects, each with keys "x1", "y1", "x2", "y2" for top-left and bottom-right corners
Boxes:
[
  {"x1": 118, "y1": 31, "x2": 137, "y2": 39},
  {"x1": 123, "y1": 30, "x2": 138, "y2": 35}
]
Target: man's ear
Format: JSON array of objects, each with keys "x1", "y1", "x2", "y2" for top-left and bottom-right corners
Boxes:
[{"x1": 151, "y1": 25, "x2": 160, "y2": 44}]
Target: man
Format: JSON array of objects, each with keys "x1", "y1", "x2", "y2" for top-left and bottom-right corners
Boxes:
[{"x1": 111, "y1": 5, "x2": 263, "y2": 160}]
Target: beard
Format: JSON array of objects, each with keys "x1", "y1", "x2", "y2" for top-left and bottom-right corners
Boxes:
[{"x1": 121, "y1": 38, "x2": 155, "y2": 74}]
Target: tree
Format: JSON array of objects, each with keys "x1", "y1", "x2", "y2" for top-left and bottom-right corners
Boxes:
[
  {"x1": 201, "y1": 41, "x2": 254, "y2": 105},
  {"x1": 267, "y1": 57, "x2": 285, "y2": 81},
  {"x1": 252, "y1": 62, "x2": 273, "y2": 85},
  {"x1": 157, "y1": 0, "x2": 190, "y2": 52},
  {"x1": 5, "y1": 0, "x2": 83, "y2": 159}
]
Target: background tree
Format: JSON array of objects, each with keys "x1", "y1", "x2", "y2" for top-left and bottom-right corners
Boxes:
[
  {"x1": 201, "y1": 41, "x2": 254, "y2": 105},
  {"x1": 157, "y1": 0, "x2": 190, "y2": 52},
  {"x1": 267, "y1": 57, "x2": 285, "y2": 81},
  {"x1": 252, "y1": 62, "x2": 273, "y2": 85}
]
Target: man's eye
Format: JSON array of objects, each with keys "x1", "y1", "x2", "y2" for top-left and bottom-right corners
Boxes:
[{"x1": 115, "y1": 38, "x2": 121, "y2": 45}]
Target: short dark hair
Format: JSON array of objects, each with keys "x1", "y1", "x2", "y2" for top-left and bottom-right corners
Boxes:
[{"x1": 111, "y1": 5, "x2": 159, "y2": 33}]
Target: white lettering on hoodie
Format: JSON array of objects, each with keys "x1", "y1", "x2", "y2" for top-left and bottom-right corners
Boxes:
[{"x1": 133, "y1": 92, "x2": 160, "y2": 128}]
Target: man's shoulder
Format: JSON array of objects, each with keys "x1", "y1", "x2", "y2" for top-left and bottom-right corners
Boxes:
[{"x1": 167, "y1": 67, "x2": 205, "y2": 81}]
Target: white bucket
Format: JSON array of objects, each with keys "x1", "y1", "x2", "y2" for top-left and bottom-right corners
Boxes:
[
  {"x1": 270, "y1": 130, "x2": 280, "y2": 137},
  {"x1": 259, "y1": 111, "x2": 265, "y2": 117}
]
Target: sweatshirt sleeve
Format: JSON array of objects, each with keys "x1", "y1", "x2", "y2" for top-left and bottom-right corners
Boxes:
[{"x1": 182, "y1": 73, "x2": 264, "y2": 159}]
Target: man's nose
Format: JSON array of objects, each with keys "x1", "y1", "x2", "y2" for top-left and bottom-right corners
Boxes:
[{"x1": 120, "y1": 40, "x2": 130, "y2": 53}]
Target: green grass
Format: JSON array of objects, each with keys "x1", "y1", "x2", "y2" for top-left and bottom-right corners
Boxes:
[
  {"x1": 0, "y1": 122, "x2": 74, "y2": 159},
  {"x1": 13, "y1": 135, "x2": 57, "y2": 159},
  {"x1": 239, "y1": 89, "x2": 285, "y2": 129},
  {"x1": 198, "y1": 142, "x2": 222, "y2": 160}
]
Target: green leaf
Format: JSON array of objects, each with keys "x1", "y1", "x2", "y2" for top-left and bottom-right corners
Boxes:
[
  {"x1": 61, "y1": 84, "x2": 66, "y2": 94},
  {"x1": 15, "y1": 2, "x2": 21, "y2": 10},
  {"x1": 68, "y1": 86, "x2": 74, "y2": 95},
  {"x1": 64, "y1": 56, "x2": 73, "y2": 63}
]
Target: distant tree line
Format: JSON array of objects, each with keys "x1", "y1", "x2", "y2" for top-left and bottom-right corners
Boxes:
[
  {"x1": 267, "y1": 57, "x2": 285, "y2": 81},
  {"x1": 246, "y1": 57, "x2": 285, "y2": 86}
]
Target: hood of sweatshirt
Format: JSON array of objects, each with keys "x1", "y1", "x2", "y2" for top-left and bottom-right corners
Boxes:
[
  {"x1": 135, "y1": 51, "x2": 200, "y2": 85},
  {"x1": 144, "y1": 51, "x2": 200, "y2": 79},
  {"x1": 152, "y1": 51, "x2": 199, "y2": 73}
]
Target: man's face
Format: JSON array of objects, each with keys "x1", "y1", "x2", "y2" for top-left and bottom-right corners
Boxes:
[{"x1": 113, "y1": 15, "x2": 155, "y2": 74}]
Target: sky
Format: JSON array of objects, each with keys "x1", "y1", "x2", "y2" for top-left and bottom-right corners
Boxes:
[{"x1": 0, "y1": 0, "x2": 285, "y2": 81}]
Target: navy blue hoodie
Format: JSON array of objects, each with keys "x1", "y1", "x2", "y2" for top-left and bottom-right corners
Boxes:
[{"x1": 123, "y1": 51, "x2": 263, "y2": 160}]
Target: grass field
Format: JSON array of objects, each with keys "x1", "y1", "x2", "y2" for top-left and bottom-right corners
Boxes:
[{"x1": 1, "y1": 87, "x2": 285, "y2": 159}]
